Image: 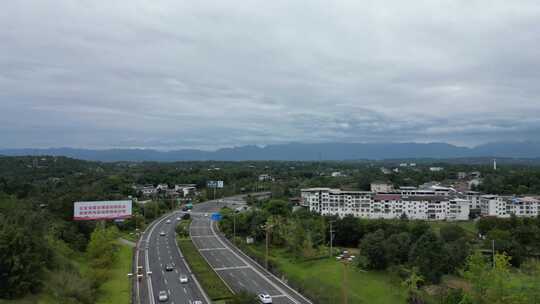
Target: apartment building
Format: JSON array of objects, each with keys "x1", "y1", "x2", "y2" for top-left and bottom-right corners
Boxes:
[
  {"x1": 480, "y1": 195, "x2": 509, "y2": 217},
  {"x1": 301, "y1": 188, "x2": 470, "y2": 221},
  {"x1": 370, "y1": 181, "x2": 394, "y2": 193},
  {"x1": 507, "y1": 197, "x2": 540, "y2": 217}
]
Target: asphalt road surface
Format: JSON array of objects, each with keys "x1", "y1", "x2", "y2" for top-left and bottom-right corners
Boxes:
[
  {"x1": 136, "y1": 212, "x2": 209, "y2": 304},
  {"x1": 190, "y1": 196, "x2": 312, "y2": 304}
]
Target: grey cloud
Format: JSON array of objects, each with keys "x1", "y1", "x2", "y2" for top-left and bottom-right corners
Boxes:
[{"x1": 1, "y1": 1, "x2": 540, "y2": 149}]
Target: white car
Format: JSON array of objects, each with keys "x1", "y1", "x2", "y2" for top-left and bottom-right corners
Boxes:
[
  {"x1": 179, "y1": 274, "x2": 189, "y2": 283},
  {"x1": 204, "y1": 213, "x2": 208, "y2": 217},
  {"x1": 193, "y1": 301, "x2": 202, "y2": 304},
  {"x1": 158, "y1": 290, "x2": 168, "y2": 302},
  {"x1": 176, "y1": 217, "x2": 181, "y2": 221},
  {"x1": 159, "y1": 231, "x2": 166, "y2": 236},
  {"x1": 258, "y1": 293, "x2": 272, "y2": 304},
  {"x1": 166, "y1": 219, "x2": 171, "y2": 224}
]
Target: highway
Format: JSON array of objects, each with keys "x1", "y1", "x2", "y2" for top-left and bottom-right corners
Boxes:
[
  {"x1": 136, "y1": 212, "x2": 209, "y2": 304},
  {"x1": 190, "y1": 196, "x2": 312, "y2": 304},
  {"x1": 135, "y1": 193, "x2": 310, "y2": 304}
]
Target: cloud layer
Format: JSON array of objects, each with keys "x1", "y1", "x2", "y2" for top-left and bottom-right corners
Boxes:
[{"x1": 1, "y1": 1, "x2": 539, "y2": 149}]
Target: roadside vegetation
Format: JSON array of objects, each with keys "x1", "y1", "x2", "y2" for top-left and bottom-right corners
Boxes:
[
  {"x1": 219, "y1": 198, "x2": 540, "y2": 304},
  {"x1": 177, "y1": 237, "x2": 233, "y2": 301}
]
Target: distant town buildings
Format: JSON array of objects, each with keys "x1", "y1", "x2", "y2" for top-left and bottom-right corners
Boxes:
[
  {"x1": 301, "y1": 184, "x2": 540, "y2": 220},
  {"x1": 133, "y1": 184, "x2": 198, "y2": 198},
  {"x1": 370, "y1": 181, "x2": 394, "y2": 193},
  {"x1": 429, "y1": 167, "x2": 444, "y2": 172},
  {"x1": 301, "y1": 188, "x2": 470, "y2": 221},
  {"x1": 258, "y1": 174, "x2": 274, "y2": 182}
]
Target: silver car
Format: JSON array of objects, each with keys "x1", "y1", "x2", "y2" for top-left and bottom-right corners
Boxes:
[
  {"x1": 158, "y1": 290, "x2": 168, "y2": 302},
  {"x1": 179, "y1": 274, "x2": 189, "y2": 283}
]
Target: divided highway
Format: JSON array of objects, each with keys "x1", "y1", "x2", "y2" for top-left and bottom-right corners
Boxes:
[
  {"x1": 191, "y1": 197, "x2": 312, "y2": 304},
  {"x1": 136, "y1": 212, "x2": 209, "y2": 304},
  {"x1": 135, "y1": 194, "x2": 311, "y2": 304}
]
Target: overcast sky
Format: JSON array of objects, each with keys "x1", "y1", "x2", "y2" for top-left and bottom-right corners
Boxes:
[{"x1": 1, "y1": 1, "x2": 539, "y2": 150}]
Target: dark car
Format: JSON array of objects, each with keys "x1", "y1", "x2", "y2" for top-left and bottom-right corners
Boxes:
[
  {"x1": 182, "y1": 213, "x2": 190, "y2": 220},
  {"x1": 165, "y1": 263, "x2": 175, "y2": 271},
  {"x1": 181, "y1": 206, "x2": 189, "y2": 211}
]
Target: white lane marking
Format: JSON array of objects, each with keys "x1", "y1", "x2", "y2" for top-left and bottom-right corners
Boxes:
[
  {"x1": 164, "y1": 277, "x2": 168, "y2": 285},
  {"x1": 190, "y1": 235, "x2": 215, "y2": 238},
  {"x1": 198, "y1": 247, "x2": 228, "y2": 251},
  {"x1": 214, "y1": 266, "x2": 251, "y2": 271},
  {"x1": 168, "y1": 289, "x2": 171, "y2": 296},
  {"x1": 238, "y1": 281, "x2": 245, "y2": 287},
  {"x1": 183, "y1": 287, "x2": 187, "y2": 294},
  {"x1": 209, "y1": 220, "x2": 304, "y2": 304}
]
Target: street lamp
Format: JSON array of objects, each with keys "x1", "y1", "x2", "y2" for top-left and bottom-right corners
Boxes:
[{"x1": 336, "y1": 250, "x2": 356, "y2": 304}]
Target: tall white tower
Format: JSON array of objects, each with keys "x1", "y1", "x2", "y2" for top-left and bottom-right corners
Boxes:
[{"x1": 493, "y1": 159, "x2": 497, "y2": 171}]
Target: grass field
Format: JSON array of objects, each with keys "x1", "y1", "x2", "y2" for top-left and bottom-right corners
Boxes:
[
  {"x1": 243, "y1": 245, "x2": 408, "y2": 304},
  {"x1": 178, "y1": 238, "x2": 233, "y2": 301},
  {"x1": 96, "y1": 243, "x2": 133, "y2": 304},
  {"x1": 428, "y1": 220, "x2": 477, "y2": 236}
]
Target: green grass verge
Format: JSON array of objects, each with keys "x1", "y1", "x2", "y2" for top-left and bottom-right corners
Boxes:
[
  {"x1": 428, "y1": 221, "x2": 477, "y2": 236},
  {"x1": 177, "y1": 238, "x2": 233, "y2": 301},
  {"x1": 96, "y1": 243, "x2": 133, "y2": 304},
  {"x1": 241, "y1": 244, "x2": 408, "y2": 304}
]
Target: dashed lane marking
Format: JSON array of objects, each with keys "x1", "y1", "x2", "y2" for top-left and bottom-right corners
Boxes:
[{"x1": 214, "y1": 266, "x2": 250, "y2": 271}]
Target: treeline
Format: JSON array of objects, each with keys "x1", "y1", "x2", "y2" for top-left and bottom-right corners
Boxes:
[
  {"x1": 355, "y1": 220, "x2": 471, "y2": 283},
  {"x1": 220, "y1": 200, "x2": 327, "y2": 258},
  {"x1": 477, "y1": 216, "x2": 540, "y2": 266},
  {"x1": 0, "y1": 194, "x2": 122, "y2": 302}
]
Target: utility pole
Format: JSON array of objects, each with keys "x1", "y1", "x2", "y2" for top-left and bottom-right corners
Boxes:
[
  {"x1": 262, "y1": 223, "x2": 274, "y2": 270},
  {"x1": 492, "y1": 239, "x2": 495, "y2": 268},
  {"x1": 265, "y1": 226, "x2": 269, "y2": 270},
  {"x1": 329, "y1": 220, "x2": 335, "y2": 257},
  {"x1": 233, "y1": 211, "x2": 237, "y2": 244}
]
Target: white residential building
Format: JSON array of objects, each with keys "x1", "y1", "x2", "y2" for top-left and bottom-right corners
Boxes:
[
  {"x1": 301, "y1": 188, "x2": 469, "y2": 221},
  {"x1": 430, "y1": 167, "x2": 444, "y2": 172},
  {"x1": 370, "y1": 182, "x2": 394, "y2": 193},
  {"x1": 156, "y1": 184, "x2": 169, "y2": 191},
  {"x1": 480, "y1": 195, "x2": 508, "y2": 217},
  {"x1": 258, "y1": 174, "x2": 274, "y2": 182},
  {"x1": 464, "y1": 191, "x2": 482, "y2": 209},
  {"x1": 507, "y1": 197, "x2": 540, "y2": 217}
]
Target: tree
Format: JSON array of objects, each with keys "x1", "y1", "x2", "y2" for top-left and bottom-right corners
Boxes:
[
  {"x1": 334, "y1": 216, "x2": 362, "y2": 247},
  {"x1": 462, "y1": 251, "x2": 526, "y2": 304},
  {"x1": 359, "y1": 229, "x2": 388, "y2": 270},
  {"x1": 402, "y1": 267, "x2": 425, "y2": 304},
  {"x1": 264, "y1": 199, "x2": 291, "y2": 217},
  {"x1": 440, "y1": 225, "x2": 467, "y2": 243},
  {"x1": 384, "y1": 232, "x2": 411, "y2": 265},
  {"x1": 0, "y1": 206, "x2": 52, "y2": 298},
  {"x1": 444, "y1": 238, "x2": 471, "y2": 274},
  {"x1": 408, "y1": 231, "x2": 447, "y2": 283}
]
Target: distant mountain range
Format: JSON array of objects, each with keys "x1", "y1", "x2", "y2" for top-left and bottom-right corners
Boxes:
[{"x1": 1, "y1": 142, "x2": 540, "y2": 162}]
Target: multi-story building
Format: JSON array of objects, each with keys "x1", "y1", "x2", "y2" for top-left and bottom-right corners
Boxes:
[
  {"x1": 370, "y1": 181, "x2": 394, "y2": 193},
  {"x1": 301, "y1": 188, "x2": 469, "y2": 221},
  {"x1": 506, "y1": 197, "x2": 539, "y2": 217},
  {"x1": 480, "y1": 195, "x2": 508, "y2": 217},
  {"x1": 464, "y1": 191, "x2": 482, "y2": 210}
]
